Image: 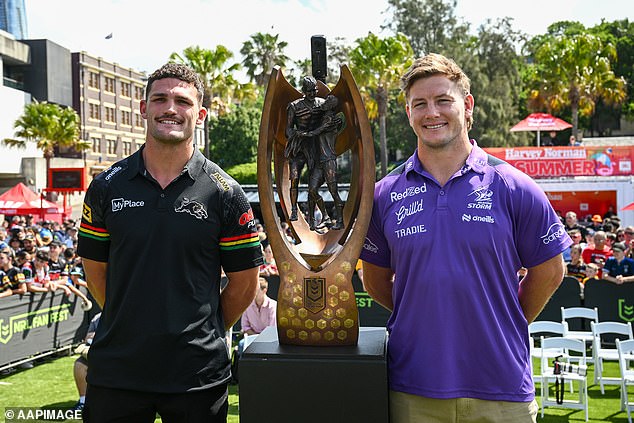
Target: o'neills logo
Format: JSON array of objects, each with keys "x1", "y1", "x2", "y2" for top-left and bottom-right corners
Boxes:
[
  {"x1": 390, "y1": 184, "x2": 427, "y2": 202},
  {"x1": 104, "y1": 166, "x2": 122, "y2": 181},
  {"x1": 541, "y1": 223, "x2": 566, "y2": 245},
  {"x1": 112, "y1": 198, "x2": 145, "y2": 212},
  {"x1": 363, "y1": 238, "x2": 378, "y2": 253},
  {"x1": 395, "y1": 199, "x2": 424, "y2": 225}
]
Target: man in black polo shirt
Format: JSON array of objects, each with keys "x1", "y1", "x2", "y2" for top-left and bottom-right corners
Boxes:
[{"x1": 77, "y1": 63, "x2": 263, "y2": 423}]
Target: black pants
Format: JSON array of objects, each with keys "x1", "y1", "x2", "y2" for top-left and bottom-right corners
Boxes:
[{"x1": 83, "y1": 383, "x2": 228, "y2": 423}]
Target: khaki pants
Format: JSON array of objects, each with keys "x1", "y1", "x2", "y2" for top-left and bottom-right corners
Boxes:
[{"x1": 390, "y1": 390, "x2": 538, "y2": 423}]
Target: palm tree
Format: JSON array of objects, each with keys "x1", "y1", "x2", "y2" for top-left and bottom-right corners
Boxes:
[
  {"x1": 240, "y1": 32, "x2": 290, "y2": 87},
  {"x1": 170, "y1": 45, "x2": 254, "y2": 157},
  {"x1": 2, "y1": 101, "x2": 88, "y2": 188},
  {"x1": 527, "y1": 33, "x2": 626, "y2": 139},
  {"x1": 349, "y1": 32, "x2": 413, "y2": 177}
]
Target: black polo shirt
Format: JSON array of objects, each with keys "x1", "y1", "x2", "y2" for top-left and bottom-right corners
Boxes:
[
  {"x1": 1, "y1": 266, "x2": 25, "y2": 292},
  {"x1": 77, "y1": 147, "x2": 263, "y2": 393}
]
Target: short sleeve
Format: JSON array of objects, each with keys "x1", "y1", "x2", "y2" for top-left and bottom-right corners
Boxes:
[
  {"x1": 359, "y1": 184, "x2": 392, "y2": 268},
  {"x1": 218, "y1": 184, "x2": 264, "y2": 273},
  {"x1": 77, "y1": 180, "x2": 110, "y2": 262},
  {"x1": 508, "y1": 169, "x2": 572, "y2": 268}
]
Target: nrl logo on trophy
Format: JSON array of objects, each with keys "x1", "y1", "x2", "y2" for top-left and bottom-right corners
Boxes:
[{"x1": 258, "y1": 35, "x2": 375, "y2": 346}]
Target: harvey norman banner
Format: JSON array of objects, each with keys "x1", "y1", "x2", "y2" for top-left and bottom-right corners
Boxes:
[{"x1": 485, "y1": 146, "x2": 634, "y2": 178}]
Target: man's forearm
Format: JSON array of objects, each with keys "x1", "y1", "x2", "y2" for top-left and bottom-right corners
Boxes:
[{"x1": 221, "y1": 267, "x2": 259, "y2": 330}]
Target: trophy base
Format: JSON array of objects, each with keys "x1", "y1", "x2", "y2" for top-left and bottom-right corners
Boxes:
[{"x1": 239, "y1": 326, "x2": 389, "y2": 423}]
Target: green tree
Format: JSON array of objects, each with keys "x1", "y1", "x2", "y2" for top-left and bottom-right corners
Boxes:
[
  {"x1": 169, "y1": 45, "x2": 254, "y2": 158},
  {"x1": 327, "y1": 37, "x2": 353, "y2": 85},
  {"x1": 209, "y1": 102, "x2": 261, "y2": 168},
  {"x1": 526, "y1": 32, "x2": 627, "y2": 138},
  {"x1": 240, "y1": 32, "x2": 290, "y2": 87},
  {"x1": 591, "y1": 19, "x2": 634, "y2": 127},
  {"x1": 2, "y1": 101, "x2": 88, "y2": 187},
  {"x1": 469, "y1": 18, "x2": 528, "y2": 147},
  {"x1": 384, "y1": 0, "x2": 470, "y2": 57},
  {"x1": 349, "y1": 32, "x2": 414, "y2": 177}
]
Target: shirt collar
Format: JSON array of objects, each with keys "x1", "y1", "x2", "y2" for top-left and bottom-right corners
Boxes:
[
  {"x1": 404, "y1": 139, "x2": 488, "y2": 178},
  {"x1": 127, "y1": 145, "x2": 207, "y2": 181}
]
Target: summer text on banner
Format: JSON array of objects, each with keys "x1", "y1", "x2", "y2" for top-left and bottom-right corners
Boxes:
[{"x1": 484, "y1": 146, "x2": 634, "y2": 178}]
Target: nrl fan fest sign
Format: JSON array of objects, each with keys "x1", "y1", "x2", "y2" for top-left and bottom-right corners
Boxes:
[{"x1": 485, "y1": 146, "x2": 634, "y2": 178}]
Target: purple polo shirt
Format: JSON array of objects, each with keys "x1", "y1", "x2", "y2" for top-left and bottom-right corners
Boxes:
[{"x1": 360, "y1": 140, "x2": 572, "y2": 402}]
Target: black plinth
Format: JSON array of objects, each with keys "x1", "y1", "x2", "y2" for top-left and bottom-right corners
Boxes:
[{"x1": 239, "y1": 326, "x2": 389, "y2": 423}]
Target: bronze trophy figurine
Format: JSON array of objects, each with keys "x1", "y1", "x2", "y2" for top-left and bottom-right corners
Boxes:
[{"x1": 257, "y1": 62, "x2": 375, "y2": 346}]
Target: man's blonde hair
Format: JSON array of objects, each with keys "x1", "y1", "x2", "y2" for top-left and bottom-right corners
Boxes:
[{"x1": 400, "y1": 53, "x2": 473, "y2": 130}]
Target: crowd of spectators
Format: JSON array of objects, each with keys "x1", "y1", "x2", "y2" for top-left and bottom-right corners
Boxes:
[
  {"x1": 0, "y1": 215, "x2": 91, "y2": 310},
  {"x1": 561, "y1": 211, "x2": 634, "y2": 287}
]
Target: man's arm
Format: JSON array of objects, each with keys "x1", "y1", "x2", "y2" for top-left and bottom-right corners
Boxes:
[
  {"x1": 518, "y1": 254, "x2": 566, "y2": 323},
  {"x1": 361, "y1": 261, "x2": 395, "y2": 311},
  {"x1": 83, "y1": 258, "x2": 108, "y2": 309},
  {"x1": 221, "y1": 267, "x2": 259, "y2": 331},
  {"x1": 12, "y1": 282, "x2": 27, "y2": 296}
]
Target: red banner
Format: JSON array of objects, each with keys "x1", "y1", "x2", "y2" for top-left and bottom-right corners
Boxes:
[
  {"x1": 545, "y1": 191, "x2": 617, "y2": 218},
  {"x1": 485, "y1": 146, "x2": 634, "y2": 178}
]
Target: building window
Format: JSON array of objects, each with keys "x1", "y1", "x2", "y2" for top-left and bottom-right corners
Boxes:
[
  {"x1": 121, "y1": 110, "x2": 131, "y2": 126},
  {"x1": 107, "y1": 139, "x2": 118, "y2": 155},
  {"x1": 123, "y1": 141, "x2": 132, "y2": 156},
  {"x1": 89, "y1": 104, "x2": 101, "y2": 120},
  {"x1": 121, "y1": 82, "x2": 131, "y2": 97},
  {"x1": 105, "y1": 107, "x2": 116, "y2": 123},
  {"x1": 91, "y1": 137, "x2": 101, "y2": 153},
  {"x1": 88, "y1": 72, "x2": 100, "y2": 89},
  {"x1": 135, "y1": 113, "x2": 144, "y2": 127},
  {"x1": 104, "y1": 77, "x2": 115, "y2": 93},
  {"x1": 135, "y1": 86, "x2": 144, "y2": 100}
]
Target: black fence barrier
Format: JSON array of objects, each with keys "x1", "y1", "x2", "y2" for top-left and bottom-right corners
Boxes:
[
  {"x1": 0, "y1": 289, "x2": 98, "y2": 368},
  {"x1": 536, "y1": 276, "x2": 634, "y2": 326}
]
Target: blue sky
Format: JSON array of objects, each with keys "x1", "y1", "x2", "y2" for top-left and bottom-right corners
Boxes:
[{"x1": 25, "y1": 0, "x2": 634, "y2": 77}]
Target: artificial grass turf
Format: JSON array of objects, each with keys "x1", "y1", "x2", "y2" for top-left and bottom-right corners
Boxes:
[{"x1": 0, "y1": 354, "x2": 632, "y2": 422}]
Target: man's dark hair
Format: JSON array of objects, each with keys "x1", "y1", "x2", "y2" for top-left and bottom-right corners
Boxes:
[
  {"x1": 145, "y1": 63, "x2": 205, "y2": 103},
  {"x1": 35, "y1": 250, "x2": 49, "y2": 262},
  {"x1": 63, "y1": 247, "x2": 75, "y2": 260}
]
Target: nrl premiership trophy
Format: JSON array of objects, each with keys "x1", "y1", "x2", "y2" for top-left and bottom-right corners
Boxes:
[{"x1": 257, "y1": 36, "x2": 375, "y2": 346}]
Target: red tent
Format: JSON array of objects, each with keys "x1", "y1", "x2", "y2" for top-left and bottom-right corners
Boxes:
[
  {"x1": 0, "y1": 183, "x2": 63, "y2": 222},
  {"x1": 621, "y1": 202, "x2": 634, "y2": 211},
  {"x1": 510, "y1": 113, "x2": 573, "y2": 146}
]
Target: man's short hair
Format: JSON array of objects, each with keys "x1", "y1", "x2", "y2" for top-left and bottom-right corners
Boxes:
[
  {"x1": 35, "y1": 250, "x2": 49, "y2": 262},
  {"x1": 258, "y1": 277, "x2": 268, "y2": 290},
  {"x1": 146, "y1": 63, "x2": 205, "y2": 104},
  {"x1": 400, "y1": 53, "x2": 472, "y2": 130}
]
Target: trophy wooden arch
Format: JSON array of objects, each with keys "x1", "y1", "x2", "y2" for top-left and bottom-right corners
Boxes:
[{"x1": 257, "y1": 65, "x2": 375, "y2": 346}]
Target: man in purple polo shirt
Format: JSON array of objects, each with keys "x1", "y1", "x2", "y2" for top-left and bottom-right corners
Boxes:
[{"x1": 360, "y1": 53, "x2": 571, "y2": 422}]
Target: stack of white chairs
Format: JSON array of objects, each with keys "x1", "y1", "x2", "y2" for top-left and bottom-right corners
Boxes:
[
  {"x1": 591, "y1": 321, "x2": 633, "y2": 393},
  {"x1": 616, "y1": 339, "x2": 634, "y2": 423},
  {"x1": 561, "y1": 306, "x2": 599, "y2": 363},
  {"x1": 540, "y1": 336, "x2": 589, "y2": 421},
  {"x1": 528, "y1": 321, "x2": 569, "y2": 384}
]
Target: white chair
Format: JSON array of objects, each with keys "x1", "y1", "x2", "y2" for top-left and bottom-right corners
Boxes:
[
  {"x1": 591, "y1": 321, "x2": 633, "y2": 393},
  {"x1": 540, "y1": 336, "x2": 589, "y2": 421},
  {"x1": 528, "y1": 321, "x2": 569, "y2": 384},
  {"x1": 616, "y1": 338, "x2": 634, "y2": 423},
  {"x1": 243, "y1": 333, "x2": 257, "y2": 351},
  {"x1": 562, "y1": 306, "x2": 599, "y2": 363}
]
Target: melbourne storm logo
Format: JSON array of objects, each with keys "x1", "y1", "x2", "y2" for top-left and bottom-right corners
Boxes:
[
  {"x1": 175, "y1": 198, "x2": 208, "y2": 220},
  {"x1": 467, "y1": 186, "x2": 493, "y2": 210}
]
